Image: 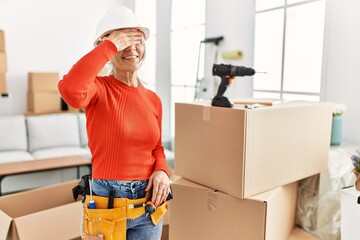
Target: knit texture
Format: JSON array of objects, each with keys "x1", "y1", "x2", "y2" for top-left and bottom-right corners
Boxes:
[{"x1": 58, "y1": 40, "x2": 170, "y2": 180}]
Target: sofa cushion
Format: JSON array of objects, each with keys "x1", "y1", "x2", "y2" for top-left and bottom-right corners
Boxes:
[
  {"x1": 27, "y1": 113, "x2": 81, "y2": 152},
  {"x1": 78, "y1": 113, "x2": 88, "y2": 147},
  {"x1": 0, "y1": 150, "x2": 34, "y2": 163},
  {"x1": 0, "y1": 115, "x2": 28, "y2": 151},
  {"x1": 31, "y1": 146, "x2": 91, "y2": 160}
]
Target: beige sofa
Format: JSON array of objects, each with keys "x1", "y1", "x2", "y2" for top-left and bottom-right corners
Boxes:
[{"x1": 0, "y1": 113, "x2": 174, "y2": 194}]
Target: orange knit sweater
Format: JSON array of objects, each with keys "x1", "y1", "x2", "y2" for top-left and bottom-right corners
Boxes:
[{"x1": 58, "y1": 40, "x2": 170, "y2": 180}]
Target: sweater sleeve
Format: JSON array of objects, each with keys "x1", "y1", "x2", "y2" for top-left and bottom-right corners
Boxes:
[
  {"x1": 152, "y1": 98, "x2": 171, "y2": 177},
  {"x1": 58, "y1": 40, "x2": 117, "y2": 109}
]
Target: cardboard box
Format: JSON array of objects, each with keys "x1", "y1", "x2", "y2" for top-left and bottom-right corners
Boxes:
[
  {"x1": 0, "y1": 30, "x2": 5, "y2": 52},
  {"x1": 341, "y1": 186, "x2": 360, "y2": 240},
  {"x1": 175, "y1": 101, "x2": 332, "y2": 199},
  {"x1": 163, "y1": 202, "x2": 170, "y2": 226},
  {"x1": 0, "y1": 72, "x2": 6, "y2": 92},
  {"x1": 0, "y1": 52, "x2": 7, "y2": 72},
  {"x1": 28, "y1": 91, "x2": 61, "y2": 113},
  {"x1": 161, "y1": 225, "x2": 169, "y2": 240},
  {"x1": 288, "y1": 228, "x2": 319, "y2": 240},
  {"x1": 0, "y1": 180, "x2": 82, "y2": 240},
  {"x1": 170, "y1": 178, "x2": 298, "y2": 240},
  {"x1": 161, "y1": 205, "x2": 170, "y2": 240},
  {"x1": 28, "y1": 72, "x2": 59, "y2": 91}
]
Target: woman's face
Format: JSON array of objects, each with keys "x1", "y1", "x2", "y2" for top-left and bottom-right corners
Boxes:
[{"x1": 111, "y1": 39, "x2": 145, "y2": 72}]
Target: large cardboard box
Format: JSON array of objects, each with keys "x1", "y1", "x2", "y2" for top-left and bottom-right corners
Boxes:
[
  {"x1": 0, "y1": 52, "x2": 7, "y2": 72},
  {"x1": 28, "y1": 72, "x2": 59, "y2": 91},
  {"x1": 175, "y1": 101, "x2": 332, "y2": 199},
  {"x1": 170, "y1": 178, "x2": 298, "y2": 240},
  {"x1": 0, "y1": 72, "x2": 6, "y2": 92},
  {"x1": 0, "y1": 180, "x2": 81, "y2": 240},
  {"x1": 28, "y1": 91, "x2": 61, "y2": 113},
  {"x1": 0, "y1": 30, "x2": 5, "y2": 52},
  {"x1": 341, "y1": 186, "x2": 360, "y2": 240}
]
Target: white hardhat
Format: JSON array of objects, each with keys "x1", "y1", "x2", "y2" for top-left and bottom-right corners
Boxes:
[{"x1": 94, "y1": 6, "x2": 150, "y2": 46}]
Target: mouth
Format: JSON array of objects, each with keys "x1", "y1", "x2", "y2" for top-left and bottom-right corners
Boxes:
[{"x1": 122, "y1": 55, "x2": 139, "y2": 60}]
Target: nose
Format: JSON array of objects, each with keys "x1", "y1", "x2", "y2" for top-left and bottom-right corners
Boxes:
[{"x1": 126, "y1": 45, "x2": 136, "y2": 51}]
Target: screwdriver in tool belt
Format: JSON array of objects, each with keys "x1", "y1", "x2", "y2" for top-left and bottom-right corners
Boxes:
[{"x1": 88, "y1": 179, "x2": 96, "y2": 209}]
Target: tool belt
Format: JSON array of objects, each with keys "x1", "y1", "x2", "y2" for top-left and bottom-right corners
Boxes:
[
  {"x1": 82, "y1": 195, "x2": 168, "y2": 240},
  {"x1": 74, "y1": 175, "x2": 170, "y2": 240}
]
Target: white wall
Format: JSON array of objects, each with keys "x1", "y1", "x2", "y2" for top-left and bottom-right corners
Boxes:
[
  {"x1": 0, "y1": 0, "x2": 130, "y2": 114},
  {"x1": 323, "y1": 0, "x2": 360, "y2": 144},
  {"x1": 205, "y1": 0, "x2": 255, "y2": 99},
  {"x1": 156, "y1": 0, "x2": 172, "y2": 140}
]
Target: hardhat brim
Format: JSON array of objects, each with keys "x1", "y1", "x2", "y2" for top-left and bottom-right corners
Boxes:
[{"x1": 94, "y1": 27, "x2": 150, "y2": 46}]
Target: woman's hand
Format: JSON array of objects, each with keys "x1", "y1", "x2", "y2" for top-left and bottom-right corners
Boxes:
[
  {"x1": 102, "y1": 29, "x2": 143, "y2": 52},
  {"x1": 145, "y1": 170, "x2": 171, "y2": 206}
]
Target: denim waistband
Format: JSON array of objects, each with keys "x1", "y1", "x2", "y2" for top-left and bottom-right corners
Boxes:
[{"x1": 91, "y1": 179, "x2": 148, "y2": 199}]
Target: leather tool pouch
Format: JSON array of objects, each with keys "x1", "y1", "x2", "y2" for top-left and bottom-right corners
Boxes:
[
  {"x1": 151, "y1": 201, "x2": 168, "y2": 225},
  {"x1": 82, "y1": 195, "x2": 168, "y2": 240},
  {"x1": 84, "y1": 206, "x2": 127, "y2": 239}
]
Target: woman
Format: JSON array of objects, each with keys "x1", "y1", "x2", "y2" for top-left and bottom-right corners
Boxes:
[{"x1": 58, "y1": 6, "x2": 171, "y2": 240}]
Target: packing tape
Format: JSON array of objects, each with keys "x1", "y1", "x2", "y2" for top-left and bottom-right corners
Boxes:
[
  {"x1": 202, "y1": 106, "x2": 211, "y2": 121},
  {"x1": 207, "y1": 192, "x2": 218, "y2": 213},
  {"x1": 221, "y1": 50, "x2": 243, "y2": 60}
]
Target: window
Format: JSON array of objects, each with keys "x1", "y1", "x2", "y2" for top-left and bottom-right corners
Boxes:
[
  {"x1": 170, "y1": 0, "x2": 205, "y2": 136},
  {"x1": 253, "y1": 0, "x2": 326, "y2": 101},
  {"x1": 135, "y1": 0, "x2": 157, "y2": 91}
]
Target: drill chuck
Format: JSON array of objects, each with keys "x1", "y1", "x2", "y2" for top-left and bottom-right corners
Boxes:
[{"x1": 145, "y1": 201, "x2": 156, "y2": 216}]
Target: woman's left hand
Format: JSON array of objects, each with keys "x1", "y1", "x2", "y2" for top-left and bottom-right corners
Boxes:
[{"x1": 145, "y1": 170, "x2": 170, "y2": 206}]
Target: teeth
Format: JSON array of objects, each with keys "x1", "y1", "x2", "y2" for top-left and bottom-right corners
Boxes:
[{"x1": 124, "y1": 56, "x2": 137, "y2": 59}]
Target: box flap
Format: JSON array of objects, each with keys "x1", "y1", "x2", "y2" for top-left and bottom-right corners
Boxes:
[
  {"x1": 0, "y1": 210, "x2": 12, "y2": 240},
  {"x1": 288, "y1": 227, "x2": 319, "y2": 240},
  {"x1": 233, "y1": 98, "x2": 283, "y2": 106},
  {"x1": 0, "y1": 180, "x2": 78, "y2": 218},
  {"x1": 172, "y1": 177, "x2": 213, "y2": 191},
  {"x1": 14, "y1": 201, "x2": 82, "y2": 240},
  {"x1": 248, "y1": 185, "x2": 281, "y2": 202}
]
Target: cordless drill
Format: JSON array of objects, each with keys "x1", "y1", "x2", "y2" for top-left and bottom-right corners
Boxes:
[{"x1": 212, "y1": 63, "x2": 256, "y2": 108}]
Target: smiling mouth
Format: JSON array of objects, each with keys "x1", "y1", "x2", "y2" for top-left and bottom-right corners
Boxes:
[{"x1": 123, "y1": 55, "x2": 138, "y2": 60}]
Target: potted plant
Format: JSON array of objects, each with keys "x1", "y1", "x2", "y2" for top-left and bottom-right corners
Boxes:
[{"x1": 351, "y1": 152, "x2": 360, "y2": 191}]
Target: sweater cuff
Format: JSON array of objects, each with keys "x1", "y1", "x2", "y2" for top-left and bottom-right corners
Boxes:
[
  {"x1": 154, "y1": 165, "x2": 171, "y2": 178},
  {"x1": 98, "y1": 40, "x2": 118, "y2": 56}
]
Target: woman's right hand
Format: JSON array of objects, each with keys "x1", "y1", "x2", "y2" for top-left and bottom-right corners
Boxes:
[{"x1": 102, "y1": 29, "x2": 143, "y2": 52}]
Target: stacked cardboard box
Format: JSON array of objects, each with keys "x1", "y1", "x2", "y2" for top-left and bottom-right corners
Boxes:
[
  {"x1": 0, "y1": 30, "x2": 7, "y2": 93},
  {"x1": 0, "y1": 30, "x2": 12, "y2": 116},
  {"x1": 172, "y1": 100, "x2": 333, "y2": 240},
  {"x1": 27, "y1": 72, "x2": 61, "y2": 113}
]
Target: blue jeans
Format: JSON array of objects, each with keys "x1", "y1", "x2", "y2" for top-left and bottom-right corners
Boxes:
[{"x1": 89, "y1": 179, "x2": 163, "y2": 240}]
